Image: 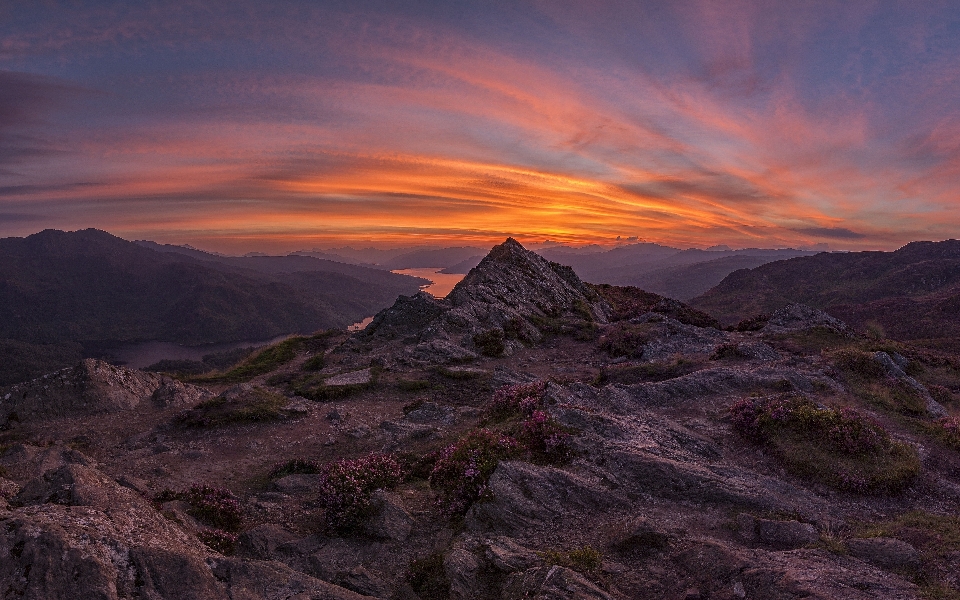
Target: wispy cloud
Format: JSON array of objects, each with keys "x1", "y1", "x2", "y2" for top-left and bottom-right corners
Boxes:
[{"x1": 1, "y1": 2, "x2": 959, "y2": 250}]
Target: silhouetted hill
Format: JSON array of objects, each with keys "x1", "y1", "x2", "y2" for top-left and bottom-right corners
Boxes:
[
  {"x1": 535, "y1": 244, "x2": 816, "y2": 299},
  {"x1": 382, "y1": 246, "x2": 488, "y2": 270},
  {"x1": 0, "y1": 229, "x2": 426, "y2": 382},
  {"x1": 689, "y1": 240, "x2": 960, "y2": 340}
]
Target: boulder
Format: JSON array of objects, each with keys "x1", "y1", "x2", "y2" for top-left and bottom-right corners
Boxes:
[
  {"x1": 502, "y1": 565, "x2": 613, "y2": 600},
  {"x1": 762, "y1": 303, "x2": 849, "y2": 334},
  {"x1": 736, "y1": 514, "x2": 818, "y2": 549},
  {"x1": 271, "y1": 473, "x2": 320, "y2": 495},
  {"x1": 847, "y1": 537, "x2": 922, "y2": 571},
  {"x1": 236, "y1": 524, "x2": 299, "y2": 560},
  {"x1": 0, "y1": 359, "x2": 166, "y2": 420},
  {"x1": 209, "y1": 557, "x2": 375, "y2": 599},
  {"x1": 363, "y1": 490, "x2": 414, "y2": 541},
  {"x1": 444, "y1": 546, "x2": 481, "y2": 600}
]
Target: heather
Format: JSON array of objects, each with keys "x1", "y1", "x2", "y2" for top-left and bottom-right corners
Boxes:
[
  {"x1": 317, "y1": 452, "x2": 403, "y2": 533},
  {"x1": 730, "y1": 395, "x2": 920, "y2": 493},
  {"x1": 428, "y1": 428, "x2": 519, "y2": 515}
]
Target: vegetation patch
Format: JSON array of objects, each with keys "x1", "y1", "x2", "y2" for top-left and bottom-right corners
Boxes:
[
  {"x1": 830, "y1": 349, "x2": 928, "y2": 414},
  {"x1": 473, "y1": 328, "x2": 506, "y2": 357},
  {"x1": 197, "y1": 528, "x2": 238, "y2": 555},
  {"x1": 503, "y1": 316, "x2": 535, "y2": 344},
  {"x1": 480, "y1": 382, "x2": 574, "y2": 464},
  {"x1": 539, "y1": 545, "x2": 603, "y2": 576},
  {"x1": 146, "y1": 346, "x2": 256, "y2": 377},
  {"x1": 934, "y1": 417, "x2": 960, "y2": 450},
  {"x1": 594, "y1": 356, "x2": 702, "y2": 385},
  {"x1": 406, "y1": 553, "x2": 450, "y2": 600},
  {"x1": 193, "y1": 336, "x2": 305, "y2": 383},
  {"x1": 730, "y1": 395, "x2": 920, "y2": 493},
  {"x1": 598, "y1": 323, "x2": 653, "y2": 358},
  {"x1": 155, "y1": 484, "x2": 244, "y2": 529},
  {"x1": 316, "y1": 453, "x2": 403, "y2": 534},
  {"x1": 175, "y1": 388, "x2": 288, "y2": 427},
  {"x1": 484, "y1": 381, "x2": 547, "y2": 422},
  {"x1": 766, "y1": 326, "x2": 854, "y2": 355},
  {"x1": 730, "y1": 314, "x2": 770, "y2": 332},
  {"x1": 429, "y1": 428, "x2": 519, "y2": 515}
]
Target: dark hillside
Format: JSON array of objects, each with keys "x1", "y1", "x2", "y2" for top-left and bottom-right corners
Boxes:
[
  {"x1": 690, "y1": 240, "x2": 960, "y2": 340},
  {"x1": 0, "y1": 229, "x2": 425, "y2": 382}
]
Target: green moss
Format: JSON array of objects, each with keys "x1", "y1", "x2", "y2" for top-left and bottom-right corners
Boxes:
[
  {"x1": 473, "y1": 329, "x2": 506, "y2": 357},
  {"x1": 175, "y1": 388, "x2": 288, "y2": 427}
]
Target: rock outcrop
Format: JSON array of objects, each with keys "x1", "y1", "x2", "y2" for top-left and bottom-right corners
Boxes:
[
  {"x1": 360, "y1": 238, "x2": 611, "y2": 362},
  {"x1": 1, "y1": 358, "x2": 211, "y2": 421}
]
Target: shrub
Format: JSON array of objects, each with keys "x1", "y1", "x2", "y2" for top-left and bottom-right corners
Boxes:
[
  {"x1": 516, "y1": 410, "x2": 573, "y2": 465},
  {"x1": 937, "y1": 417, "x2": 960, "y2": 450},
  {"x1": 181, "y1": 484, "x2": 244, "y2": 531},
  {"x1": 269, "y1": 458, "x2": 322, "y2": 478},
  {"x1": 317, "y1": 453, "x2": 402, "y2": 533},
  {"x1": 733, "y1": 314, "x2": 770, "y2": 332},
  {"x1": 597, "y1": 323, "x2": 652, "y2": 358},
  {"x1": 429, "y1": 429, "x2": 519, "y2": 515},
  {"x1": 155, "y1": 484, "x2": 244, "y2": 532},
  {"x1": 485, "y1": 381, "x2": 546, "y2": 422},
  {"x1": 175, "y1": 388, "x2": 288, "y2": 428},
  {"x1": 406, "y1": 553, "x2": 450, "y2": 600},
  {"x1": 729, "y1": 395, "x2": 919, "y2": 493},
  {"x1": 503, "y1": 317, "x2": 534, "y2": 343},
  {"x1": 301, "y1": 354, "x2": 325, "y2": 372},
  {"x1": 197, "y1": 528, "x2": 238, "y2": 554},
  {"x1": 473, "y1": 329, "x2": 506, "y2": 357},
  {"x1": 197, "y1": 336, "x2": 305, "y2": 383}
]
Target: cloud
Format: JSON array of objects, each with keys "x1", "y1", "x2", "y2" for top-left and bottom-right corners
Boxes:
[{"x1": 791, "y1": 227, "x2": 867, "y2": 240}]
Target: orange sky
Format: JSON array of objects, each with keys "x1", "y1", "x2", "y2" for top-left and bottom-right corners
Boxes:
[{"x1": 2, "y1": 2, "x2": 960, "y2": 252}]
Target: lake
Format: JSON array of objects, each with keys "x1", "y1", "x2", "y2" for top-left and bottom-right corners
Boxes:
[{"x1": 346, "y1": 268, "x2": 466, "y2": 331}]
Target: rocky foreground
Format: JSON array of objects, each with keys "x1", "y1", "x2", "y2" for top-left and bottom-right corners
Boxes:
[{"x1": 2, "y1": 239, "x2": 960, "y2": 599}]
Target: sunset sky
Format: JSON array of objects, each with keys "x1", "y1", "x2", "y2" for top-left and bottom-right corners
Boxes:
[{"x1": 2, "y1": 1, "x2": 959, "y2": 253}]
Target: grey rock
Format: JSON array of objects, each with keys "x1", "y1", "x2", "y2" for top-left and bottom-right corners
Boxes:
[
  {"x1": 756, "y1": 518, "x2": 818, "y2": 550},
  {"x1": 237, "y1": 524, "x2": 299, "y2": 560},
  {"x1": 13, "y1": 463, "x2": 135, "y2": 508},
  {"x1": 762, "y1": 303, "x2": 850, "y2": 334},
  {"x1": 115, "y1": 473, "x2": 149, "y2": 496},
  {"x1": 484, "y1": 537, "x2": 539, "y2": 573},
  {"x1": 404, "y1": 401, "x2": 456, "y2": 424},
  {"x1": 502, "y1": 565, "x2": 613, "y2": 600},
  {"x1": 847, "y1": 537, "x2": 922, "y2": 571},
  {"x1": 326, "y1": 368, "x2": 373, "y2": 387},
  {"x1": 874, "y1": 351, "x2": 947, "y2": 417},
  {"x1": 0, "y1": 359, "x2": 166, "y2": 420},
  {"x1": 271, "y1": 473, "x2": 320, "y2": 495},
  {"x1": 210, "y1": 557, "x2": 375, "y2": 599},
  {"x1": 444, "y1": 546, "x2": 481, "y2": 600},
  {"x1": 151, "y1": 376, "x2": 212, "y2": 408},
  {"x1": 334, "y1": 565, "x2": 391, "y2": 598},
  {"x1": 466, "y1": 461, "x2": 628, "y2": 534},
  {"x1": 736, "y1": 514, "x2": 817, "y2": 549},
  {"x1": 363, "y1": 490, "x2": 414, "y2": 541}
]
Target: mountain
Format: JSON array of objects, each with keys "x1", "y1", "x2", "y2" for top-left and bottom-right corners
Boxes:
[
  {"x1": 535, "y1": 244, "x2": 816, "y2": 300},
  {"x1": 689, "y1": 240, "x2": 960, "y2": 339},
  {"x1": 3, "y1": 237, "x2": 959, "y2": 598},
  {"x1": 0, "y1": 229, "x2": 426, "y2": 383},
  {"x1": 382, "y1": 246, "x2": 489, "y2": 270}
]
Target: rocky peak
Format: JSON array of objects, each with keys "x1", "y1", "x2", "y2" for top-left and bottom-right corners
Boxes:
[
  {"x1": 360, "y1": 238, "x2": 611, "y2": 360},
  {"x1": 446, "y1": 237, "x2": 610, "y2": 323}
]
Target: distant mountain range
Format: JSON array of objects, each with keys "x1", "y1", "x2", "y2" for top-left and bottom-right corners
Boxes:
[
  {"x1": 689, "y1": 240, "x2": 960, "y2": 345},
  {"x1": 530, "y1": 244, "x2": 818, "y2": 300},
  {"x1": 0, "y1": 229, "x2": 426, "y2": 384}
]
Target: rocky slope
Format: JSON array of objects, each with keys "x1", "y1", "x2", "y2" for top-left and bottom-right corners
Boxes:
[
  {"x1": 1, "y1": 239, "x2": 959, "y2": 599},
  {"x1": 689, "y1": 240, "x2": 960, "y2": 343}
]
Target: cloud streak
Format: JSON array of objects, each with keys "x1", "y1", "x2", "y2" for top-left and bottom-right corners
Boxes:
[{"x1": 1, "y1": 1, "x2": 959, "y2": 251}]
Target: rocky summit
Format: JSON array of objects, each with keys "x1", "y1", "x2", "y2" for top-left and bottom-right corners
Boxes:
[{"x1": 1, "y1": 239, "x2": 960, "y2": 599}]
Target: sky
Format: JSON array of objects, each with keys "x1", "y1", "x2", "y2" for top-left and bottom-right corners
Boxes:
[{"x1": 1, "y1": 1, "x2": 959, "y2": 253}]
